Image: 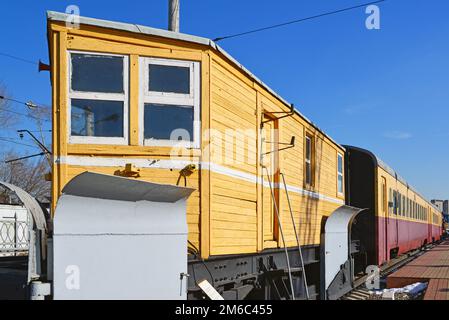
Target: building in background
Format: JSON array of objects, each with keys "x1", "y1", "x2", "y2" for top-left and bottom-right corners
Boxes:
[
  {"x1": 432, "y1": 199, "x2": 444, "y2": 212},
  {"x1": 442, "y1": 200, "x2": 449, "y2": 228},
  {"x1": 431, "y1": 199, "x2": 448, "y2": 223}
]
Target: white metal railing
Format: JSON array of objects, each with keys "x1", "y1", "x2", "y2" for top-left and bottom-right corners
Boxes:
[{"x1": 0, "y1": 216, "x2": 29, "y2": 255}]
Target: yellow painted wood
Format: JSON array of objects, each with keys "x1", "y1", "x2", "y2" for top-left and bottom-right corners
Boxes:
[
  {"x1": 54, "y1": 30, "x2": 69, "y2": 215},
  {"x1": 255, "y1": 92, "x2": 263, "y2": 252},
  {"x1": 51, "y1": 22, "x2": 207, "y2": 55},
  {"x1": 261, "y1": 114, "x2": 276, "y2": 244},
  {"x1": 129, "y1": 55, "x2": 139, "y2": 146},
  {"x1": 211, "y1": 55, "x2": 255, "y2": 90},
  {"x1": 200, "y1": 51, "x2": 211, "y2": 259},
  {"x1": 67, "y1": 144, "x2": 202, "y2": 157},
  {"x1": 66, "y1": 34, "x2": 202, "y2": 62},
  {"x1": 50, "y1": 29, "x2": 59, "y2": 213},
  {"x1": 211, "y1": 184, "x2": 256, "y2": 202},
  {"x1": 277, "y1": 108, "x2": 286, "y2": 248}
]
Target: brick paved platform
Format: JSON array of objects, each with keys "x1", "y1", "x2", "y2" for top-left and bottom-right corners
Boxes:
[
  {"x1": 423, "y1": 279, "x2": 449, "y2": 300},
  {"x1": 386, "y1": 241, "x2": 449, "y2": 300}
]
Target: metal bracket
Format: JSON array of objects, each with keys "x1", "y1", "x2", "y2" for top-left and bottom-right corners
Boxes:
[
  {"x1": 262, "y1": 136, "x2": 296, "y2": 156},
  {"x1": 261, "y1": 104, "x2": 295, "y2": 125},
  {"x1": 177, "y1": 164, "x2": 197, "y2": 186},
  {"x1": 114, "y1": 163, "x2": 141, "y2": 178}
]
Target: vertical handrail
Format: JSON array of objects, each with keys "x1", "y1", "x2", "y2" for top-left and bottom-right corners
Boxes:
[
  {"x1": 280, "y1": 172, "x2": 310, "y2": 300},
  {"x1": 264, "y1": 166, "x2": 295, "y2": 300}
]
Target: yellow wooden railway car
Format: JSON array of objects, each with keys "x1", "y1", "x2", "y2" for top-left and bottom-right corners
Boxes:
[{"x1": 47, "y1": 11, "x2": 353, "y2": 300}]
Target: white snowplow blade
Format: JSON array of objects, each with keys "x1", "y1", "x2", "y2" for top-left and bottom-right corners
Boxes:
[
  {"x1": 322, "y1": 205, "x2": 364, "y2": 299},
  {"x1": 53, "y1": 172, "x2": 194, "y2": 300}
]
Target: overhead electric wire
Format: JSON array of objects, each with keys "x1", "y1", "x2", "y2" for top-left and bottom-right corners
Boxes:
[
  {"x1": 213, "y1": 0, "x2": 386, "y2": 42},
  {"x1": 0, "y1": 105, "x2": 51, "y2": 122},
  {"x1": 0, "y1": 96, "x2": 51, "y2": 123},
  {"x1": 0, "y1": 95, "x2": 49, "y2": 110},
  {"x1": 5, "y1": 152, "x2": 46, "y2": 164},
  {"x1": 0, "y1": 137, "x2": 41, "y2": 149},
  {"x1": 0, "y1": 52, "x2": 38, "y2": 66},
  {"x1": 1, "y1": 128, "x2": 52, "y2": 133}
]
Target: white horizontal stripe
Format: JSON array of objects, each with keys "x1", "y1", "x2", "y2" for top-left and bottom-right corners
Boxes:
[
  {"x1": 55, "y1": 156, "x2": 198, "y2": 170},
  {"x1": 282, "y1": 183, "x2": 345, "y2": 205},
  {"x1": 204, "y1": 162, "x2": 258, "y2": 184},
  {"x1": 207, "y1": 162, "x2": 344, "y2": 205},
  {"x1": 55, "y1": 156, "x2": 344, "y2": 205}
]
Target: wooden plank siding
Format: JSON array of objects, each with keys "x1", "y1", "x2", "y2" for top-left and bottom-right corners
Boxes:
[
  {"x1": 48, "y1": 19, "x2": 345, "y2": 260},
  {"x1": 208, "y1": 55, "x2": 343, "y2": 255}
]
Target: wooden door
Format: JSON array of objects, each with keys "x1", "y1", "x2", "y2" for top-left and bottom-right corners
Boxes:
[{"x1": 261, "y1": 116, "x2": 279, "y2": 244}]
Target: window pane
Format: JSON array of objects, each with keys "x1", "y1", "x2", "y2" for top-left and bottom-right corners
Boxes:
[
  {"x1": 71, "y1": 54, "x2": 124, "y2": 93},
  {"x1": 338, "y1": 155, "x2": 343, "y2": 173},
  {"x1": 149, "y1": 64, "x2": 190, "y2": 94},
  {"x1": 144, "y1": 103, "x2": 193, "y2": 141},
  {"x1": 71, "y1": 99, "x2": 123, "y2": 137},
  {"x1": 394, "y1": 191, "x2": 397, "y2": 214},
  {"x1": 306, "y1": 163, "x2": 311, "y2": 185},
  {"x1": 338, "y1": 175, "x2": 343, "y2": 193},
  {"x1": 305, "y1": 137, "x2": 311, "y2": 160},
  {"x1": 388, "y1": 188, "x2": 393, "y2": 214}
]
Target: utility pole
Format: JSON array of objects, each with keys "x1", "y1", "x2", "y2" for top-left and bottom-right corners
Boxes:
[{"x1": 168, "y1": 0, "x2": 180, "y2": 32}]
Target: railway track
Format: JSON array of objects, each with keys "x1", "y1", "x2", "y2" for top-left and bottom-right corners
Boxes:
[
  {"x1": 0, "y1": 256, "x2": 28, "y2": 269},
  {"x1": 341, "y1": 244, "x2": 435, "y2": 300}
]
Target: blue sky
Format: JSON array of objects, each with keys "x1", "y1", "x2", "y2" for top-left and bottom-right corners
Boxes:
[{"x1": 0, "y1": 0, "x2": 448, "y2": 199}]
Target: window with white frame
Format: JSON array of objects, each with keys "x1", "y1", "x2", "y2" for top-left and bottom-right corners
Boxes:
[
  {"x1": 305, "y1": 135, "x2": 313, "y2": 187},
  {"x1": 337, "y1": 153, "x2": 344, "y2": 195},
  {"x1": 139, "y1": 57, "x2": 200, "y2": 148},
  {"x1": 68, "y1": 51, "x2": 129, "y2": 144}
]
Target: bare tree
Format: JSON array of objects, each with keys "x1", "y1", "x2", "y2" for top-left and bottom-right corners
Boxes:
[
  {"x1": 0, "y1": 150, "x2": 51, "y2": 204},
  {"x1": 24, "y1": 103, "x2": 52, "y2": 166},
  {"x1": 0, "y1": 83, "x2": 18, "y2": 128},
  {"x1": 0, "y1": 83, "x2": 51, "y2": 204},
  {"x1": 30, "y1": 104, "x2": 51, "y2": 147}
]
